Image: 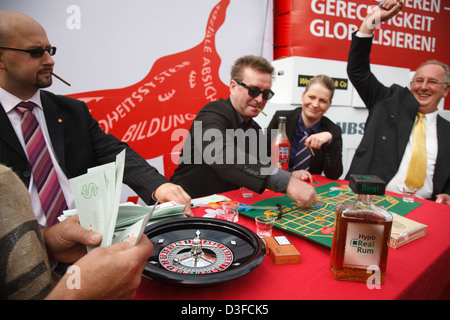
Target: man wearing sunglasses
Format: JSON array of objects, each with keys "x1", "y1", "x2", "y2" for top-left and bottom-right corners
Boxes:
[
  {"x1": 0, "y1": 11, "x2": 192, "y2": 224},
  {"x1": 171, "y1": 55, "x2": 317, "y2": 208}
]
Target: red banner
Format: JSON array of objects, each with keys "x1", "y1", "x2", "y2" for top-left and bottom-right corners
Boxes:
[
  {"x1": 274, "y1": 0, "x2": 450, "y2": 108},
  {"x1": 69, "y1": 0, "x2": 231, "y2": 178}
]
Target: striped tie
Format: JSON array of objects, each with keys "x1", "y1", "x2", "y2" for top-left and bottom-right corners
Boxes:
[
  {"x1": 16, "y1": 101, "x2": 67, "y2": 226},
  {"x1": 292, "y1": 129, "x2": 312, "y2": 171}
]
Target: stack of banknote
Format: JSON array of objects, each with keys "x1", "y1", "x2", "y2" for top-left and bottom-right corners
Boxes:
[{"x1": 60, "y1": 150, "x2": 187, "y2": 250}]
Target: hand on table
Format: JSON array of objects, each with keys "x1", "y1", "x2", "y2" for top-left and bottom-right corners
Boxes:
[
  {"x1": 291, "y1": 169, "x2": 314, "y2": 183},
  {"x1": 436, "y1": 194, "x2": 450, "y2": 205},
  {"x1": 154, "y1": 182, "x2": 193, "y2": 216},
  {"x1": 286, "y1": 176, "x2": 318, "y2": 208}
]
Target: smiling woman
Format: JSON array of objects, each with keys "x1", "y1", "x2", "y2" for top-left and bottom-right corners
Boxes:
[
  {"x1": 301, "y1": 74, "x2": 335, "y2": 128},
  {"x1": 266, "y1": 74, "x2": 343, "y2": 180}
]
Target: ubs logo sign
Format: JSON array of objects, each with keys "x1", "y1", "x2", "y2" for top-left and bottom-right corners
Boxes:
[{"x1": 336, "y1": 122, "x2": 365, "y2": 135}]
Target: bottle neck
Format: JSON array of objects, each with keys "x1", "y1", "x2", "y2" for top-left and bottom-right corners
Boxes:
[
  {"x1": 278, "y1": 122, "x2": 287, "y2": 136},
  {"x1": 357, "y1": 194, "x2": 373, "y2": 205}
]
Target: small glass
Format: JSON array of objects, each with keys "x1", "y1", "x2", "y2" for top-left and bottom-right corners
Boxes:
[
  {"x1": 241, "y1": 187, "x2": 253, "y2": 198},
  {"x1": 403, "y1": 186, "x2": 417, "y2": 203},
  {"x1": 221, "y1": 201, "x2": 240, "y2": 222},
  {"x1": 255, "y1": 215, "x2": 275, "y2": 238}
]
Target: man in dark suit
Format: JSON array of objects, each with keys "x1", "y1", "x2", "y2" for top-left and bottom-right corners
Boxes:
[
  {"x1": 0, "y1": 10, "x2": 191, "y2": 226},
  {"x1": 345, "y1": 1, "x2": 450, "y2": 204},
  {"x1": 171, "y1": 55, "x2": 317, "y2": 207},
  {"x1": 267, "y1": 74, "x2": 343, "y2": 180}
]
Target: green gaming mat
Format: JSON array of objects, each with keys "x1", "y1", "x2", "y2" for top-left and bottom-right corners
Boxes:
[{"x1": 240, "y1": 182, "x2": 422, "y2": 248}]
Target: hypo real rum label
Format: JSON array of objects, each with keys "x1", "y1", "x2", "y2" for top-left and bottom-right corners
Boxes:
[{"x1": 343, "y1": 223, "x2": 384, "y2": 270}]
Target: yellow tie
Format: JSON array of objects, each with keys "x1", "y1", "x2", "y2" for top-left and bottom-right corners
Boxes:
[{"x1": 405, "y1": 112, "x2": 426, "y2": 189}]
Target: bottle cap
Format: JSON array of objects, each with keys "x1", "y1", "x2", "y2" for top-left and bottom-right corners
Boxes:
[
  {"x1": 349, "y1": 174, "x2": 386, "y2": 195},
  {"x1": 278, "y1": 116, "x2": 287, "y2": 123}
]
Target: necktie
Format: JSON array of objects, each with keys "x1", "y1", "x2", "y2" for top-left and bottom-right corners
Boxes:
[
  {"x1": 16, "y1": 101, "x2": 67, "y2": 225},
  {"x1": 292, "y1": 129, "x2": 313, "y2": 171},
  {"x1": 404, "y1": 112, "x2": 427, "y2": 190}
]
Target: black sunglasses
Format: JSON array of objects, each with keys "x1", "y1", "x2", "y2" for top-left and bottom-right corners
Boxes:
[
  {"x1": 0, "y1": 46, "x2": 56, "y2": 58},
  {"x1": 235, "y1": 79, "x2": 274, "y2": 100}
]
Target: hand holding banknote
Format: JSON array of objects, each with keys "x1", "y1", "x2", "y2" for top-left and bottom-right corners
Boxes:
[
  {"x1": 46, "y1": 234, "x2": 153, "y2": 300},
  {"x1": 42, "y1": 214, "x2": 102, "y2": 263},
  {"x1": 67, "y1": 149, "x2": 188, "y2": 251}
]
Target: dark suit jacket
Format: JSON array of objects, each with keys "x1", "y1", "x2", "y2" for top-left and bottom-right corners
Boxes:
[
  {"x1": 170, "y1": 98, "x2": 273, "y2": 198},
  {"x1": 267, "y1": 107, "x2": 343, "y2": 179},
  {"x1": 0, "y1": 90, "x2": 168, "y2": 204},
  {"x1": 345, "y1": 32, "x2": 450, "y2": 199}
]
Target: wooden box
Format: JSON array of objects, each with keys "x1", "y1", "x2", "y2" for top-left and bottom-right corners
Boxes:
[{"x1": 265, "y1": 236, "x2": 301, "y2": 265}]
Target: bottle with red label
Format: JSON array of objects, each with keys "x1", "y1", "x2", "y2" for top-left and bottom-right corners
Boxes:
[{"x1": 271, "y1": 116, "x2": 290, "y2": 171}]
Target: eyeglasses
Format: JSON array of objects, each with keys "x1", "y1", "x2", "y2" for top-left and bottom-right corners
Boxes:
[
  {"x1": 0, "y1": 46, "x2": 56, "y2": 58},
  {"x1": 234, "y1": 79, "x2": 274, "y2": 100},
  {"x1": 412, "y1": 78, "x2": 448, "y2": 88}
]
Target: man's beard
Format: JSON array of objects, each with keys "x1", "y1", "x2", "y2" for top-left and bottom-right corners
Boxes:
[{"x1": 36, "y1": 73, "x2": 52, "y2": 88}]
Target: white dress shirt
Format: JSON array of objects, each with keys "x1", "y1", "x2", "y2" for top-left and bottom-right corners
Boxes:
[
  {"x1": 0, "y1": 87, "x2": 75, "y2": 226},
  {"x1": 386, "y1": 111, "x2": 438, "y2": 199}
]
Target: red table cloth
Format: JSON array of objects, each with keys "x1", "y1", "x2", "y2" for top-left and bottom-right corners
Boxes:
[{"x1": 135, "y1": 175, "x2": 450, "y2": 300}]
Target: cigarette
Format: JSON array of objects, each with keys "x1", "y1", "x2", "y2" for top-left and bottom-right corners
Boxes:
[
  {"x1": 52, "y1": 72, "x2": 71, "y2": 86},
  {"x1": 256, "y1": 107, "x2": 266, "y2": 116},
  {"x1": 309, "y1": 147, "x2": 315, "y2": 156}
]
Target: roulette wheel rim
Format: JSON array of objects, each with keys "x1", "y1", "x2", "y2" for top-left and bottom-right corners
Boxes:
[{"x1": 143, "y1": 217, "x2": 266, "y2": 286}]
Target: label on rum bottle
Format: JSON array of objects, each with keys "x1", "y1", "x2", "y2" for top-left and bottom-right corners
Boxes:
[{"x1": 343, "y1": 223, "x2": 384, "y2": 270}]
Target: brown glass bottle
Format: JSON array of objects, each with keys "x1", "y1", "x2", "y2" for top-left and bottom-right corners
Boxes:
[{"x1": 330, "y1": 175, "x2": 393, "y2": 284}]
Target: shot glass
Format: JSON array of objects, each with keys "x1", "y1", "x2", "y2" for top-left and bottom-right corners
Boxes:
[
  {"x1": 255, "y1": 215, "x2": 275, "y2": 238},
  {"x1": 403, "y1": 186, "x2": 417, "y2": 203},
  {"x1": 221, "y1": 201, "x2": 240, "y2": 222},
  {"x1": 241, "y1": 187, "x2": 253, "y2": 198}
]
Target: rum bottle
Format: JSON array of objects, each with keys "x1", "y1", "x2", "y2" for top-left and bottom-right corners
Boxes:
[
  {"x1": 271, "y1": 116, "x2": 290, "y2": 171},
  {"x1": 330, "y1": 175, "x2": 393, "y2": 284}
]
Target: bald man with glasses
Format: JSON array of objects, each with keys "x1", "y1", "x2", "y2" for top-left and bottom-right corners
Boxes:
[{"x1": 0, "y1": 10, "x2": 193, "y2": 228}]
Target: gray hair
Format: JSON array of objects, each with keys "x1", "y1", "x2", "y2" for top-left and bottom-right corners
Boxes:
[{"x1": 415, "y1": 60, "x2": 450, "y2": 85}]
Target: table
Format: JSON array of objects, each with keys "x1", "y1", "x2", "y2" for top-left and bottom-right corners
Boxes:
[{"x1": 135, "y1": 175, "x2": 450, "y2": 300}]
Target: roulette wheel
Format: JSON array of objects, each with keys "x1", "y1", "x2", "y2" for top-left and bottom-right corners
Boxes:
[{"x1": 143, "y1": 217, "x2": 266, "y2": 286}]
